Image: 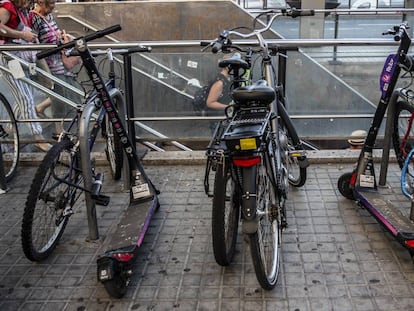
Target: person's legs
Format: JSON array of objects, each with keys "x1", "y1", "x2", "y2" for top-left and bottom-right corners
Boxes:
[
  {"x1": 0, "y1": 55, "x2": 50, "y2": 151},
  {"x1": 35, "y1": 97, "x2": 52, "y2": 118}
]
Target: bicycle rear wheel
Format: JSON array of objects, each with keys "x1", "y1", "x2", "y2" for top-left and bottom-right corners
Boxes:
[
  {"x1": 103, "y1": 112, "x2": 123, "y2": 180},
  {"x1": 211, "y1": 160, "x2": 240, "y2": 266},
  {"x1": 22, "y1": 138, "x2": 79, "y2": 261},
  {"x1": 401, "y1": 148, "x2": 414, "y2": 199},
  {"x1": 248, "y1": 159, "x2": 281, "y2": 290},
  {"x1": 0, "y1": 93, "x2": 19, "y2": 182},
  {"x1": 392, "y1": 100, "x2": 414, "y2": 169}
]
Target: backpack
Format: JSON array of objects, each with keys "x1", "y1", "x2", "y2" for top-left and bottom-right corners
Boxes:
[{"x1": 192, "y1": 84, "x2": 212, "y2": 116}]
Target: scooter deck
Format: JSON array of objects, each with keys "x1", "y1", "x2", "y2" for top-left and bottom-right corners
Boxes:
[
  {"x1": 103, "y1": 197, "x2": 159, "y2": 253},
  {"x1": 356, "y1": 186, "x2": 414, "y2": 245}
]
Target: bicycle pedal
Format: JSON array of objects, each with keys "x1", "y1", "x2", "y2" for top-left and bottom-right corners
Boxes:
[
  {"x1": 94, "y1": 194, "x2": 110, "y2": 206},
  {"x1": 289, "y1": 151, "x2": 310, "y2": 168}
]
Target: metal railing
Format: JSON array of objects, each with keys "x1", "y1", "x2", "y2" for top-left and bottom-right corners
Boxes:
[{"x1": 0, "y1": 35, "x2": 403, "y2": 149}]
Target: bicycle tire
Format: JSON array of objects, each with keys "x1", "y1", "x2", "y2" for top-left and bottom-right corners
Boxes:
[
  {"x1": 248, "y1": 158, "x2": 280, "y2": 290},
  {"x1": 104, "y1": 111, "x2": 123, "y2": 181},
  {"x1": 392, "y1": 100, "x2": 414, "y2": 169},
  {"x1": 0, "y1": 92, "x2": 19, "y2": 182},
  {"x1": 279, "y1": 105, "x2": 307, "y2": 187},
  {"x1": 211, "y1": 160, "x2": 240, "y2": 266},
  {"x1": 22, "y1": 138, "x2": 78, "y2": 261},
  {"x1": 401, "y1": 148, "x2": 414, "y2": 199}
]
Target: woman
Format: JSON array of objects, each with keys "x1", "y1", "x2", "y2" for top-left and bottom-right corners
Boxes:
[
  {"x1": 30, "y1": 0, "x2": 80, "y2": 126},
  {"x1": 0, "y1": 0, "x2": 50, "y2": 151},
  {"x1": 206, "y1": 63, "x2": 232, "y2": 113}
]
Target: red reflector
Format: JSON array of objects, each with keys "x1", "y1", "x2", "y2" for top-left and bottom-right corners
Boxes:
[
  {"x1": 405, "y1": 240, "x2": 414, "y2": 248},
  {"x1": 350, "y1": 171, "x2": 357, "y2": 186},
  {"x1": 232, "y1": 156, "x2": 261, "y2": 167},
  {"x1": 114, "y1": 253, "x2": 134, "y2": 262}
]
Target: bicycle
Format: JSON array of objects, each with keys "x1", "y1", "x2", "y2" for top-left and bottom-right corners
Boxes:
[
  {"x1": 203, "y1": 8, "x2": 312, "y2": 290},
  {"x1": 20, "y1": 25, "x2": 159, "y2": 298},
  {"x1": 0, "y1": 92, "x2": 19, "y2": 184}
]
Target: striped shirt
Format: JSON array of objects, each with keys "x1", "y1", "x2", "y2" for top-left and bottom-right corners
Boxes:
[{"x1": 30, "y1": 12, "x2": 65, "y2": 75}]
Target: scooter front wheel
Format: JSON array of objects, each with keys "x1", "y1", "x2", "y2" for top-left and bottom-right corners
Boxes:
[{"x1": 338, "y1": 172, "x2": 355, "y2": 200}]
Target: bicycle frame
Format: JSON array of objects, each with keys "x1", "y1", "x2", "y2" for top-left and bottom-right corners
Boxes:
[
  {"x1": 36, "y1": 25, "x2": 160, "y2": 297},
  {"x1": 37, "y1": 26, "x2": 154, "y2": 201}
]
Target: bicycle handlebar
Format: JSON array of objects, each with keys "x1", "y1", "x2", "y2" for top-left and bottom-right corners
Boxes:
[
  {"x1": 37, "y1": 24, "x2": 122, "y2": 59},
  {"x1": 204, "y1": 8, "x2": 315, "y2": 54}
]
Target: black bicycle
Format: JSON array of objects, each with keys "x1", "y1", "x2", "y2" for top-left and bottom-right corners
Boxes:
[
  {"x1": 203, "y1": 8, "x2": 312, "y2": 290},
  {"x1": 20, "y1": 25, "x2": 159, "y2": 297}
]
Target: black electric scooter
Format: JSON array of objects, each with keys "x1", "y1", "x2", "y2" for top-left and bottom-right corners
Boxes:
[
  {"x1": 338, "y1": 22, "x2": 414, "y2": 257},
  {"x1": 95, "y1": 42, "x2": 160, "y2": 298}
]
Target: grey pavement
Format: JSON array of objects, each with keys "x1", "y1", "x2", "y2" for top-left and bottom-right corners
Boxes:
[{"x1": 1, "y1": 154, "x2": 414, "y2": 311}]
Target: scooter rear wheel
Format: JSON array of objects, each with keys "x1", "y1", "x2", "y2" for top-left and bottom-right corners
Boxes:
[{"x1": 103, "y1": 259, "x2": 129, "y2": 298}]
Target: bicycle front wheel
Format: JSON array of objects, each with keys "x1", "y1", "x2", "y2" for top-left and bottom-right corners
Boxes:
[
  {"x1": 22, "y1": 138, "x2": 79, "y2": 261},
  {"x1": 212, "y1": 160, "x2": 240, "y2": 266},
  {"x1": 248, "y1": 160, "x2": 280, "y2": 290},
  {"x1": 0, "y1": 93, "x2": 19, "y2": 182},
  {"x1": 278, "y1": 103, "x2": 307, "y2": 187},
  {"x1": 392, "y1": 100, "x2": 414, "y2": 169}
]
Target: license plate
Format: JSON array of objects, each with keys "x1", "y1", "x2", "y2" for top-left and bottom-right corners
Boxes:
[{"x1": 239, "y1": 138, "x2": 257, "y2": 150}]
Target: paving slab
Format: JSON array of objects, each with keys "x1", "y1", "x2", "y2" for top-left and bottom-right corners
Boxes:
[{"x1": 1, "y1": 160, "x2": 413, "y2": 311}]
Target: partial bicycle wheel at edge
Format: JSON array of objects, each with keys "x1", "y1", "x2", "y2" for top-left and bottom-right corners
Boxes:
[
  {"x1": 392, "y1": 100, "x2": 414, "y2": 169},
  {"x1": 247, "y1": 160, "x2": 280, "y2": 290},
  {"x1": 0, "y1": 92, "x2": 19, "y2": 182},
  {"x1": 22, "y1": 139, "x2": 76, "y2": 261},
  {"x1": 211, "y1": 160, "x2": 240, "y2": 266}
]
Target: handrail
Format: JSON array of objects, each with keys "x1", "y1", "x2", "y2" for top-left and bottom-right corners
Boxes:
[
  {"x1": 0, "y1": 39, "x2": 400, "y2": 149},
  {"x1": 248, "y1": 8, "x2": 414, "y2": 15},
  {"x1": 55, "y1": 15, "x2": 194, "y2": 151},
  {"x1": 0, "y1": 38, "x2": 399, "y2": 52},
  {"x1": 0, "y1": 53, "x2": 80, "y2": 109}
]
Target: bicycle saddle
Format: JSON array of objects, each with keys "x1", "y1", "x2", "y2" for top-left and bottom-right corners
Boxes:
[
  {"x1": 232, "y1": 80, "x2": 275, "y2": 106},
  {"x1": 219, "y1": 52, "x2": 249, "y2": 69}
]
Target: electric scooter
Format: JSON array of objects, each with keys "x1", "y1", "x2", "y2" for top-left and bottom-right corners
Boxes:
[
  {"x1": 338, "y1": 22, "x2": 414, "y2": 257},
  {"x1": 94, "y1": 44, "x2": 160, "y2": 298}
]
